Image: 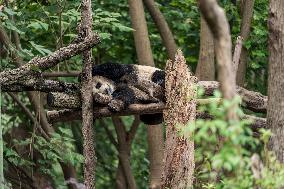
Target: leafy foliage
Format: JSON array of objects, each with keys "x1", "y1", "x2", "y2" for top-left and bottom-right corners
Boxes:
[{"x1": 186, "y1": 90, "x2": 284, "y2": 188}]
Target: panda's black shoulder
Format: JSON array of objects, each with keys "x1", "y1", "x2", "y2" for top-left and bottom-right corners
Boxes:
[{"x1": 92, "y1": 62, "x2": 135, "y2": 82}]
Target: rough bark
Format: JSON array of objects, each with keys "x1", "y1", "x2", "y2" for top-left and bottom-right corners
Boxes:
[
  {"x1": 267, "y1": 0, "x2": 284, "y2": 162},
  {"x1": 2, "y1": 79, "x2": 80, "y2": 93},
  {"x1": 46, "y1": 106, "x2": 266, "y2": 131},
  {"x1": 236, "y1": 0, "x2": 255, "y2": 86},
  {"x1": 199, "y1": 0, "x2": 237, "y2": 121},
  {"x1": 0, "y1": 33, "x2": 100, "y2": 86},
  {"x1": 80, "y1": 0, "x2": 96, "y2": 188},
  {"x1": 128, "y1": 0, "x2": 164, "y2": 187},
  {"x1": 47, "y1": 102, "x2": 165, "y2": 123},
  {"x1": 43, "y1": 71, "x2": 80, "y2": 77},
  {"x1": 199, "y1": 81, "x2": 267, "y2": 113},
  {"x1": 143, "y1": 0, "x2": 177, "y2": 60},
  {"x1": 161, "y1": 50, "x2": 196, "y2": 188},
  {"x1": 195, "y1": 15, "x2": 215, "y2": 81}
]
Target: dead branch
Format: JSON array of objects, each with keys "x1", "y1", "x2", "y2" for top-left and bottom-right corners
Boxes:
[
  {"x1": 46, "y1": 80, "x2": 267, "y2": 113},
  {"x1": 199, "y1": 81, "x2": 267, "y2": 112},
  {"x1": 42, "y1": 71, "x2": 80, "y2": 77},
  {"x1": 46, "y1": 103, "x2": 266, "y2": 132},
  {"x1": 47, "y1": 103, "x2": 165, "y2": 123},
  {"x1": 2, "y1": 79, "x2": 80, "y2": 93},
  {"x1": 0, "y1": 33, "x2": 100, "y2": 87}
]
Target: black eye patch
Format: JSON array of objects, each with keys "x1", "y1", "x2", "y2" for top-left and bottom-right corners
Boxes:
[{"x1": 95, "y1": 82, "x2": 102, "y2": 89}]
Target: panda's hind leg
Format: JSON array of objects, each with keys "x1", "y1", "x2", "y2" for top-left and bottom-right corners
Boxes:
[{"x1": 108, "y1": 85, "x2": 136, "y2": 112}]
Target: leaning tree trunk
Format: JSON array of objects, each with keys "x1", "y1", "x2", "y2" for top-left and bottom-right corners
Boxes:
[
  {"x1": 195, "y1": 15, "x2": 215, "y2": 81},
  {"x1": 267, "y1": 0, "x2": 284, "y2": 162},
  {"x1": 143, "y1": 0, "x2": 177, "y2": 60},
  {"x1": 236, "y1": 0, "x2": 255, "y2": 86},
  {"x1": 128, "y1": 0, "x2": 164, "y2": 188},
  {"x1": 199, "y1": 0, "x2": 238, "y2": 121}
]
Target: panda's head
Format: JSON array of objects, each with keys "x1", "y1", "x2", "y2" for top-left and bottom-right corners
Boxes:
[{"x1": 92, "y1": 76, "x2": 116, "y2": 96}]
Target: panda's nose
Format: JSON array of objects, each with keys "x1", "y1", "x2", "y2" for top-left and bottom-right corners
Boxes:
[{"x1": 106, "y1": 87, "x2": 113, "y2": 95}]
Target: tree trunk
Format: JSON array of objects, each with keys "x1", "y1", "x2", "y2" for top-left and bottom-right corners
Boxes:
[
  {"x1": 199, "y1": 0, "x2": 238, "y2": 121},
  {"x1": 236, "y1": 0, "x2": 255, "y2": 86},
  {"x1": 267, "y1": 0, "x2": 284, "y2": 162},
  {"x1": 115, "y1": 162, "x2": 127, "y2": 189},
  {"x1": 128, "y1": 0, "x2": 164, "y2": 188},
  {"x1": 143, "y1": 0, "x2": 177, "y2": 60},
  {"x1": 80, "y1": 0, "x2": 96, "y2": 188},
  {"x1": 161, "y1": 50, "x2": 196, "y2": 188},
  {"x1": 195, "y1": 15, "x2": 215, "y2": 81}
]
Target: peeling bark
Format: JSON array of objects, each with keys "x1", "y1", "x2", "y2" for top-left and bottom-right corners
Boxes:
[{"x1": 161, "y1": 50, "x2": 196, "y2": 188}]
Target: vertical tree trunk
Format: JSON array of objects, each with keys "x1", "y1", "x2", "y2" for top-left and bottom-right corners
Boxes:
[
  {"x1": 236, "y1": 0, "x2": 255, "y2": 86},
  {"x1": 0, "y1": 79, "x2": 3, "y2": 189},
  {"x1": 267, "y1": 0, "x2": 284, "y2": 162},
  {"x1": 143, "y1": 0, "x2": 177, "y2": 60},
  {"x1": 161, "y1": 50, "x2": 196, "y2": 188},
  {"x1": 115, "y1": 162, "x2": 127, "y2": 189},
  {"x1": 80, "y1": 0, "x2": 96, "y2": 188},
  {"x1": 195, "y1": 15, "x2": 215, "y2": 81},
  {"x1": 128, "y1": 1, "x2": 164, "y2": 188},
  {"x1": 112, "y1": 117, "x2": 137, "y2": 189}
]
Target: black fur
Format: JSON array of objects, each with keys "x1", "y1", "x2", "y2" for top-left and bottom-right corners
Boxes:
[
  {"x1": 92, "y1": 63, "x2": 165, "y2": 125},
  {"x1": 92, "y1": 63, "x2": 135, "y2": 83},
  {"x1": 152, "y1": 70, "x2": 165, "y2": 88},
  {"x1": 140, "y1": 113, "x2": 163, "y2": 125}
]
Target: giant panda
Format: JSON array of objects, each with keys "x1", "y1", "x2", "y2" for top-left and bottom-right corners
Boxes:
[{"x1": 91, "y1": 63, "x2": 165, "y2": 125}]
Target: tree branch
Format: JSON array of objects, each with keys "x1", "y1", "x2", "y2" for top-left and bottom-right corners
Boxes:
[
  {"x1": 198, "y1": 81, "x2": 267, "y2": 112},
  {"x1": 0, "y1": 33, "x2": 100, "y2": 87},
  {"x1": 46, "y1": 104, "x2": 266, "y2": 131},
  {"x1": 42, "y1": 71, "x2": 80, "y2": 77}
]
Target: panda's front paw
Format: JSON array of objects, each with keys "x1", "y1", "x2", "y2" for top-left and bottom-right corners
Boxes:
[
  {"x1": 93, "y1": 93, "x2": 112, "y2": 105},
  {"x1": 108, "y1": 100, "x2": 125, "y2": 112}
]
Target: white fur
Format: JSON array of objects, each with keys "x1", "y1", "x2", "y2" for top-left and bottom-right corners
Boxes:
[
  {"x1": 92, "y1": 76, "x2": 116, "y2": 95},
  {"x1": 132, "y1": 65, "x2": 160, "y2": 80}
]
